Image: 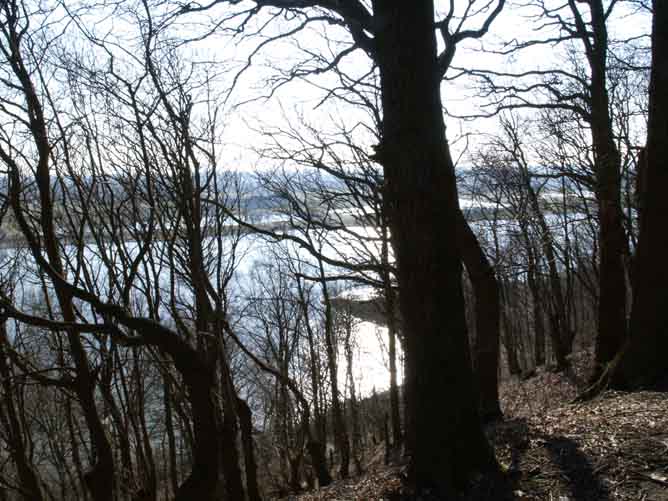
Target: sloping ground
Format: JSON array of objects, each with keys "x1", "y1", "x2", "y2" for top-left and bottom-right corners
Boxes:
[
  {"x1": 493, "y1": 390, "x2": 668, "y2": 501},
  {"x1": 275, "y1": 465, "x2": 403, "y2": 501},
  {"x1": 499, "y1": 349, "x2": 593, "y2": 419},
  {"x1": 277, "y1": 353, "x2": 668, "y2": 500}
]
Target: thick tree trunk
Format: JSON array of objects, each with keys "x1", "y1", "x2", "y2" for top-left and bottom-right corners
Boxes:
[
  {"x1": 586, "y1": 0, "x2": 628, "y2": 378},
  {"x1": 238, "y1": 397, "x2": 262, "y2": 501},
  {"x1": 217, "y1": 359, "x2": 246, "y2": 501},
  {"x1": 372, "y1": 2, "x2": 496, "y2": 494},
  {"x1": 220, "y1": 411, "x2": 245, "y2": 500},
  {"x1": 75, "y1": 341, "x2": 115, "y2": 501},
  {"x1": 456, "y1": 212, "x2": 502, "y2": 422},
  {"x1": 610, "y1": 0, "x2": 668, "y2": 390},
  {"x1": 593, "y1": 142, "x2": 627, "y2": 374},
  {"x1": 174, "y1": 367, "x2": 222, "y2": 501},
  {"x1": 306, "y1": 430, "x2": 331, "y2": 488}
]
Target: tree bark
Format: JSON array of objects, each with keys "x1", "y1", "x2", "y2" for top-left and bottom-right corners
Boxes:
[
  {"x1": 456, "y1": 212, "x2": 502, "y2": 422},
  {"x1": 174, "y1": 365, "x2": 222, "y2": 501},
  {"x1": 372, "y1": 2, "x2": 496, "y2": 494},
  {"x1": 581, "y1": 0, "x2": 628, "y2": 377},
  {"x1": 217, "y1": 355, "x2": 246, "y2": 501},
  {"x1": 237, "y1": 397, "x2": 262, "y2": 501},
  {"x1": 609, "y1": 0, "x2": 668, "y2": 390}
]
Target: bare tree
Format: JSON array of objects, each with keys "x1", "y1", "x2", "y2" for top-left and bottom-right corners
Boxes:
[
  {"x1": 461, "y1": 0, "x2": 651, "y2": 377},
  {"x1": 0, "y1": 2, "x2": 255, "y2": 499},
  {"x1": 608, "y1": 0, "x2": 668, "y2": 390}
]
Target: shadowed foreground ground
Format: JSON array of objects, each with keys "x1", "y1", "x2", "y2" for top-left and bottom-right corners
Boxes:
[{"x1": 276, "y1": 353, "x2": 668, "y2": 501}]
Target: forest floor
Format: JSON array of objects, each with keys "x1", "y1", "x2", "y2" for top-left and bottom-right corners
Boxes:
[{"x1": 278, "y1": 351, "x2": 668, "y2": 500}]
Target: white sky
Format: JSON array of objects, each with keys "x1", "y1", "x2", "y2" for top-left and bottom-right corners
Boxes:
[
  {"x1": 42, "y1": 0, "x2": 650, "y2": 174},
  {"x1": 209, "y1": 1, "x2": 651, "y2": 171}
]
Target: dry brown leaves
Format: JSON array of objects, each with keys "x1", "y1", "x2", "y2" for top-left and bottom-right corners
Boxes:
[
  {"x1": 276, "y1": 352, "x2": 667, "y2": 500},
  {"x1": 493, "y1": 389, "x2": 668, "y2": 500},
  {"x1": 278, "y1": 466, "x2": 403, "y2": 501},
  {"x1": 499, "y1": 351, "x2": 593, "y2": 420}
]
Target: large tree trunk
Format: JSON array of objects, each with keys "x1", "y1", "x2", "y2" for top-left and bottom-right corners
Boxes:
[
  {"x1": 237, "y1": 397, "x2": 262, "y2": 501},
  {"x1": 216, "y1": 352, "x2": 247, "y2": 501},
  {"x1": 456, "y1": 212, "x2": 502, "y2": 422},
  {"x1": 305, "y1": 424, "x2": 331, "y2": 488},
  {"x1": 586, "y1": 0, "x2": 628, "y2": 378},
  {"x1": 174, "y1": 366, "x2": 222, "y2": 501},
  {"x1": 610, "y1": 0, "x2": 668, "y2": 390},
  {"x1": 371, "y1": 1, "x2": 496, "y2": 495}
]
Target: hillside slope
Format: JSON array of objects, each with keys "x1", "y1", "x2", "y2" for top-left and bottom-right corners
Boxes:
[{"x1": 276, "y1": 360, "x2": 668, "y2": 500}]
